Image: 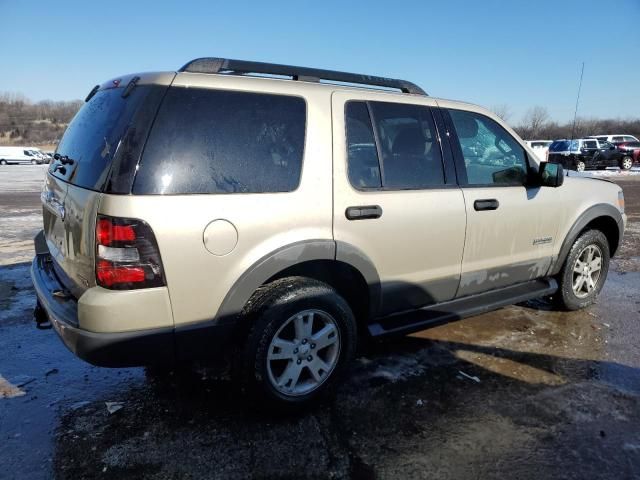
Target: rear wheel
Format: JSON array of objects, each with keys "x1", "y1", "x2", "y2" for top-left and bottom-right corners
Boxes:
[
  {"x1": 0, "y1": 159, "x2": 6, "y2": 165},
  {"x1": 621, "y1": 156, "x2": 633, "y2": 170},
  {"x1": 575, "y1": 160, "x2": 586, "y2": 172},
  {"x1": 31, "y1": 159, "x2": 37, "y2": 165},
  {"x1": 235, "y1": 277, "x2": 357, "y2": 409},
  {"x1": 554, "y1": 229, "x2": 610, "y2": 310}
]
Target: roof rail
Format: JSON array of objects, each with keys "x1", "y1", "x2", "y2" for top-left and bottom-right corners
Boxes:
[{"x1": 179, "y1": 57, "x2": 427, "y2": 95}]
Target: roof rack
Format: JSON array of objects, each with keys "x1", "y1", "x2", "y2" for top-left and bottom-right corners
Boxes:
[{"x1": 179, "y1": 57, "x2": 427, "y2": 96}]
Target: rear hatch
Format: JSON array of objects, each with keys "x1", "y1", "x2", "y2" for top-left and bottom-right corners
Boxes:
[{"x1": 42, "y1": 73, "x2": 173, "y2": 297}]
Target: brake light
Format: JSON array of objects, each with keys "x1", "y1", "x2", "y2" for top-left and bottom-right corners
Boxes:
[
  {"x1": 95, "y1": 215, "x2": 165, "y2": 290},
  {"x1": 96, "y1": 218, "x2": 136, "y2": 245}
]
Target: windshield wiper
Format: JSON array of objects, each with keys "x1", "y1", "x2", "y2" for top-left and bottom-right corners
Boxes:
[{"x1": 53, "y1": 153, "x2": 75, "y2": 165}]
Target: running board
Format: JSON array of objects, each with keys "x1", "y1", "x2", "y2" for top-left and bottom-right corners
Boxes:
[{"x1": 368, "y1": 277, "x2": 558, "y2": 337}]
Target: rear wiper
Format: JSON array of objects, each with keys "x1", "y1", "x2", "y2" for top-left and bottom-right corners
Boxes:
[
  {"x1": 53, "y1": 153, "x2": 75, "y2": 165},
  {"x1": 85, "y1": 85, "x2": 99, "y2": 102}
]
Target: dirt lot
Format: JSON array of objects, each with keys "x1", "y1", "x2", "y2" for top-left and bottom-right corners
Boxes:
[{"x1": 1, "y1": 166, "x2": 639, "y2": 479}]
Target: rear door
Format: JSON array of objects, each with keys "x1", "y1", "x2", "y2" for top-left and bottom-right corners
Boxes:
[
  {"x1": 45, "y1": 77, "x2": 171, "y2": 296},
  {"x1": 441, "y1": 106, "x2": 559, "y2": 297},
  {"x1": 332, "y1": 91, "x2": 466, "y2": 317}
]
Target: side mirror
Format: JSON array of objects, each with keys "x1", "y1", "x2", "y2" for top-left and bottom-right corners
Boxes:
[{"x1": 538, "y1": 161, "x2": 564, "y2": 187}]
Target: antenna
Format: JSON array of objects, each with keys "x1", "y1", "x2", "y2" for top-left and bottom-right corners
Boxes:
[{"x1": 570, "y1": 62, "x2": 585, "y2": 141}]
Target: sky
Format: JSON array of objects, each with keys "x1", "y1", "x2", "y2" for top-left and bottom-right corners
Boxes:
[{"x1": 1, "y1": 0, "x2": 639, "y2": 124}]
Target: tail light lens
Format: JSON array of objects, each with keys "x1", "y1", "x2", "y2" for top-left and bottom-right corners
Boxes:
[{"x1": 95, "y1": 215, "x2": 165, "y2": 290}]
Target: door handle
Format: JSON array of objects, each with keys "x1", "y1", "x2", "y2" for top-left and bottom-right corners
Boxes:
[
  {"x1": 474, "y1": 199, "x2": 499, "y2": 211},
  {"x1": 345, "y1": 205, "x2": 383, "y2": 220}
]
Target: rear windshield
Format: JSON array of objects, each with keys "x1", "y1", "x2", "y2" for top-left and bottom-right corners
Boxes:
[
  {"x1": 51, "y1": 85, "x2": 167, "y2": 192},
  {"x1": 549, "y1": 140, "x2": 577, "y2": 152},
  {"x1": 133, "y1": 87, "x2": 306, "y2": 195}
]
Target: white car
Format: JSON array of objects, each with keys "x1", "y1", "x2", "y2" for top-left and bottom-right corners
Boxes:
[
  {"x1": 589, "y1": 135, "x2": 638, "y2": 145},
  {"x1": 0, "y1": 146, "x2": 45, "y2": 165},
  {"x1": 525, "y1": 140, "x2": 553, "y2": 161}
]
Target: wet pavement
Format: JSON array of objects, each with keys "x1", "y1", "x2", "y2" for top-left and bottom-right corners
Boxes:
[{"x1": 1, "y1": 166, "x2": 639, "y2": 479}]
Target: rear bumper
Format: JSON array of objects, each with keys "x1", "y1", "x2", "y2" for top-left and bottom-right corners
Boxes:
[
  {"x1": 31, "y1": 252, "x2": 175, "y2": 367},
  {"x1": 31, "y1": 236, "x2": 237, "y2": 367}
]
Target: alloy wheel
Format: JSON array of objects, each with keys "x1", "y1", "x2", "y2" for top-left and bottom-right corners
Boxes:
[
  {"x1": 622, "y1": 157, "x2": 633, "y2": 170},
  {"x1": 576, "y1": 161, "x2": 586, "y2": 172},
  {"x1": 266, "y1": 309, "x2": 341, "y2": 396},
  {"x1": 572, "y1": 244, "x2": 603, "y2": 298}
]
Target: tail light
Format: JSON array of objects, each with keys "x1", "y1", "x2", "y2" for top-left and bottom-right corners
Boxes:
[{"x1": 95, "y1": 215, "x2": 165, "y2": 290}]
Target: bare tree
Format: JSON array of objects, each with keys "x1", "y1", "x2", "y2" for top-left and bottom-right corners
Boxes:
[
  {"x1": 519, "y1": 106, "x2": 550, "y2": 139},
  {"x1": 491, "y1": 104, "x2": 512, "y2": 123}
]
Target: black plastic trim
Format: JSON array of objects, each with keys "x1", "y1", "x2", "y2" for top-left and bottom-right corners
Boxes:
[
  {"x1": 369, "y1": 277, "x2": 558, "y2": 337},
  {"x1": 549, "y1": 203, "x2": 624, "y2": 275},
  {"x1": 179, "y1": 57, "x2": 427, "y2": 95}
]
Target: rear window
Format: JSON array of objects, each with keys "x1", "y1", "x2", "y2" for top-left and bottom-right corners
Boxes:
[
  {"x1": 133, "y1": 88, "x2": 306, "y2": 195},
  {"x1": 52, "y1": 85, "x2": 167, "y2": 192}
]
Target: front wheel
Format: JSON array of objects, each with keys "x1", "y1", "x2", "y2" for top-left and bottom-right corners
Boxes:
[
  {"x1": 554, "y1": 229, "x2": 610, "y2": 310},
  {"x1": 0, "y1": 159, "x2": 7, "y2": 165},
  {"x1": 621, "y1": 156, "x2": 633, "y2": 170},
  {"x1": 235, "y1": 277, "x2": 357, "y2": 409},
  {"x1": 31, "y1": 159, "x2": 38, "y2": 165},
  {"x1": 575, "y1": 160, "x2": 586, "y2": 172}
]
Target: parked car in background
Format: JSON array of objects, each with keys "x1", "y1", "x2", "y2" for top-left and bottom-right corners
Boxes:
[
  {"x1": 590, "y1": 134, "x2": 638, "y2": 145},
  {"x1": 0, "y1": 146, "x2": 45, "y2": 165},
  {"x1": 525, "y1": 140, "x2": 553, "y2": 161},
  {"x1": 548, "y1": 139, "x2": 630, "y2": 171},
  {"x1": 617, "y1": 141, "x2": 640, "y2": 167}
]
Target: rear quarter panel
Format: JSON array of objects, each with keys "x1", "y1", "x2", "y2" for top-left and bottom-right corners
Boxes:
[{"x1": 99, "y1": 75, "x2": 334, "y2": 327}]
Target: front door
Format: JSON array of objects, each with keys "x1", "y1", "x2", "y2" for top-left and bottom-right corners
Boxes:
[
  {"x1": 332, "y1": 91, "x2": 467, "y2": 317},
  {"x1": 441, "y1": 106, "x2": 560, "y2": 297}
]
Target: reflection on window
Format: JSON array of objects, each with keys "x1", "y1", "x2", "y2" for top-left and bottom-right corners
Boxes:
[{"x1": 449, "y1": 110, "x2": 527, "y2": 186}]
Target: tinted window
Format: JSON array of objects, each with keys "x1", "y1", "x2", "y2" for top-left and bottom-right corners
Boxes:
[
  {"x1": 612, "y1": 136, "x2": 624, "y2": 143},
  {"x1": 345, "y1": 102, "x2": 381, "y2": 189},
  {"x1": 624, "y1": 136, "x2": 636, "y2": 142},
  {"x1": 449, "y1": 109, "x2": 528, "y2": 186},
  {"x1": 53, "y1": 85, "x2": 165, "y2": 191},
  {"x1": 370, "y1": 102, "x2": 445, "y2": 189},
  {"x1": 134, "y1": 88, "x2": 306, "y2": 194},
  {"x1": 583, "y1": 141, "x2": 597, "y2": 149},
  {"x1": 549, "y1": 140, "x2": 578, "y2": 152}
]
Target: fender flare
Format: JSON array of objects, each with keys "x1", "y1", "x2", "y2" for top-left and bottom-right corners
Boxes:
[
  {"x1": 549, "y1": 203, "x2": 623, "y2": 276},
  {"x1": 214, "y1": 240, "x2": 381, "y2": 324}
]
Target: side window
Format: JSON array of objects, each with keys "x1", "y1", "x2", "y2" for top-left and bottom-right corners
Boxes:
[
  {"x1": 345, "y1": 101, "x2": 445, "y2": 190},
  {"x1": 134, "y1": 88, "x2": 306, "y2": 194},
  {"x1": 449, "y1": 109, "x2": 528, "y2": 186},
  {"x1": 370, "y1": 102, "x2": 445, "y2": 189},
  {"x1": 584, "y1": 140, "x2": 597, "y2": 149},
  {"x1": 612, "y1": 136, "x2": 624, "y2": 143},
  {"x1": 345, "y1": 102, "x2": 381, "y2": 189}
]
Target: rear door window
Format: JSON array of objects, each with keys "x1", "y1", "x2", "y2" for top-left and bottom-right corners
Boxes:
[
  {"x1": 134, "y1": 88, "x2": 306, "y2": 194},
  {"x1": 345, "y1": 100, "x2": 445, "y2": 190}
]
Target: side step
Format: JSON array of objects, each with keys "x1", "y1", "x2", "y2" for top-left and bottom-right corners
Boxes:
[{"x1": 368, "y1": 277, "x2": 558, "y2": 337}]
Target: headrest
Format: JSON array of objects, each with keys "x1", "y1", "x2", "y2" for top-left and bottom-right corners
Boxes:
[{"x1": 392, "y1": 128, "x2": 425, "y2": 156}]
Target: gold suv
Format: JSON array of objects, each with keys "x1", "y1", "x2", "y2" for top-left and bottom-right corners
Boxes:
[{"x1": 32, "y1": 58, "x2": 626, "y2": 407}]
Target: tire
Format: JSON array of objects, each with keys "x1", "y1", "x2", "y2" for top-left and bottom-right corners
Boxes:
[
  {"x1": 621, "y1": 156, "x2": 633, "y2": 170},
  {"x1": 554, "y1": 229, "x2": 610, "y2": 311},
  {"x1": 31, "y1": 159, "x2": 37, "y2": 165},
  {"x1": 0, "y1": 159, "x2": 6, "y2": 165},
  {"x1": 575, "y1": 160, "x2": 586, "y2": 172},
  {"x1": 234, "y1": 277, "x2": 357, "y2": 409}
]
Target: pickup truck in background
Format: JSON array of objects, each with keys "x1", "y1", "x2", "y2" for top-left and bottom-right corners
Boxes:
[{"x1": 547, "y1": 138, "x2": 632, "y2": 171}]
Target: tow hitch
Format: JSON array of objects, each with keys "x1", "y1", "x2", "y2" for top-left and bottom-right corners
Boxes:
[{"x1": 34, "y1": 300, "x2": 52, "y2": 330}]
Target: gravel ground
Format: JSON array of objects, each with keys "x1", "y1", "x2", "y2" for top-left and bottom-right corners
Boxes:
[{"x1": 0, "y1": 165, "x2": 639, "y2": 479}]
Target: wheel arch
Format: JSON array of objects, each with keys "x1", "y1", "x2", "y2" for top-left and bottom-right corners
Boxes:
[
  {"x1": 215, "y1": 240, "x2": 380, "y2": 330},
  {"x1": 550, "y1": 203, "x2": 623, "y2": 276}
]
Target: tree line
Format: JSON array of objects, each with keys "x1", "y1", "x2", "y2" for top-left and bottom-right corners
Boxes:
[
  {"x1": 1, "y1": 91, "x2": 638, "y2": 147},
  {"x1": 493, "y1": 104, "x2": 640, "y2": 141},
  {"x1": 0, "y1": 92, "x2": 83, "y2": 146}
]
